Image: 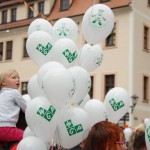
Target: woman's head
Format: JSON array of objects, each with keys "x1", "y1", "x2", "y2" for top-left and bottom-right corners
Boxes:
[
  {"x1": 83, "y1": 121, "x2": 126, "y2": 150},
  {"x1": 128, "y1": 124, "x2": 147, "y2": 150},
  {"x1": 0, "y1": 69, "x2": 20, "y2": 90}
]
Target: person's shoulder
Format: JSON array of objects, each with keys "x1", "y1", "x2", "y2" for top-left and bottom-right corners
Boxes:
[{"x1": 4, "y1": 88, "x2": 20, "y2": 95}]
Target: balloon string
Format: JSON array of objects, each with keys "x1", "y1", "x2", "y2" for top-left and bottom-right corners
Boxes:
[
  {"x1": 90, "y1": 0, "x2": 96, "y2": 18},
  {"x1": 54, "y1": 108, "x2": 64, "y2": 149},
  {"x1": 77, "y1": 0, "x2": 96, "y2": 67}
]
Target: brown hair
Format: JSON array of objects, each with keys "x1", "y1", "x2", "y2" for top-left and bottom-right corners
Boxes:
[
  {"x1": 128, "y1": 123, "x2": 146, "y2": 150},
  {"x1": 0, "y1": 69, "x2": 18, "y2": 89},
  {"x1": 83, "y1": 121, "x2": 123, "y2": 150}
]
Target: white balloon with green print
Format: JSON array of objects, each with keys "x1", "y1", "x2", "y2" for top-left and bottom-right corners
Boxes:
[{"x1": 104, "y1": 87, "x2": 130, "y2": 124}]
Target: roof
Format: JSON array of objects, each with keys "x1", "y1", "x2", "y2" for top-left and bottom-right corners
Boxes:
[
  {"x1": 0, "y1": 0, "x2": 20, "y2": 8},
  {"x1": 48, "y1": 0, "x2": 132, "y2": 21},
  {"x1": 0, "y1": 0, "x2": 131, "y2": 31}
]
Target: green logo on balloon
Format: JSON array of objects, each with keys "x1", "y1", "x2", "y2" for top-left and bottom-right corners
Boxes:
[
  {"x1": 69, "y1": 79, "x2": 76, "y2": 97},
  {"x1": 95, "y1": 54, "x2": 103, "y2": 66},
  {"x1": 64, "y1": 119, "x2": 83, "y2": 136},
  {"x1": 37, "y1": 105, "x2": 56, "y2": 122},
  {"x1": 109, "y1": 98, "x2": 125, "y2": 111},
  {"x1": 63, "y1": 49, "x2": 78, "y2": 63},
  {"x1": 146, "y1": 126, "x2": 150, "y2": 142},
  {"x1": 90, "y1": 9, "x2": 107, "y2": 28},
  {"x1": 36, "y1": 25, "x2": 41, "y2": 31},
  {"x1": 87, "y1": 80, "x2": 91, "y2": 92},
  {"x1": 36, "y1": 43, "x2": 52, "y2": 56},
  {"x1": 56, "y1": 23, "x2": 71, "y2": 37}
]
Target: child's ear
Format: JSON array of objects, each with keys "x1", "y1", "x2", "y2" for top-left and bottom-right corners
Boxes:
[{"x1": 2, "y1": 80, "x2": 7, "y2": 86}]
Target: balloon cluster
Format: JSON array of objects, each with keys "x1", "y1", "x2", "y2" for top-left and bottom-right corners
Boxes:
[{"x1": 18, "y1": 4, "x2": 130, "y2": 150}]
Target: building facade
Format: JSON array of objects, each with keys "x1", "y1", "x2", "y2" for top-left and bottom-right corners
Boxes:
[{"x1": 0, "y1": 0, "x2": 150, "y2": 126}]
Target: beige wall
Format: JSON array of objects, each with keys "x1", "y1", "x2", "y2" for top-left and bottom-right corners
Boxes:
[
  {"x1": 0, "y1": 27, "x2": 38, "y2": 82},
  {"x1": 131, "y1": 0, "x2": 150, "y2": 123}
]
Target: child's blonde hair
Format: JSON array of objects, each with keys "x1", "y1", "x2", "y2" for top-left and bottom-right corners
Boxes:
[{"x1": 0, "y1": 69, "x2": 18, "y2": 89}]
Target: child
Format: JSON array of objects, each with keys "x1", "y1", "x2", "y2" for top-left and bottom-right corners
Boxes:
[
  {"x1": 128, "y1": 123, "x2": 147, "y2": 150},
  {"x1": 0, "y1": 69, "x2": 27, "y2": 142}
]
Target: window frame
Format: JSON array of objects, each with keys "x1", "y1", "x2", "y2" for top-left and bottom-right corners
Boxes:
[
  {"x1": 0, "y1": 42, "x2": 3, "y2": 61},
  {"x1": 28, "y1": 4, "x2": 34, "y2": 18},
  {"x1": 2, "y1": 10, "x2": 7, "y2": 24},
  {"x1": 104, "y1": 74, "x2": 115, "y2": 96},
  {"x1": 38, "y1": 1, "x2": 44, "y2": 15},
  {"x1": 100, "y1": 0, "x2": 111, "y2": 3},
  {"x1": 105, "y1": 23, "x2": 116, "y2": 48},
  {"x1": 148, "y1": 0, "x2": 150, "y2": 6},
  {"x1": 21, "y1": 81, "x2": 28, "y2": 95},
  {"x1": 143, "y1": 75, "x2": 149, "y2": 102},
  {"x1": 60, "y1": 0, "x2": 70, "y2": 11},
  {"x1": 143, "y1": 25, "x2": 149, "y2": 52},
  {"x1": 6, "y1": 41, "x2": 13, "y2": 60},
  {"x1": 23, "y1": 38, "x2": 29, "y2": 58},
  {"x1": 11, "y1": 8, "x2": 17, "y2": 22},
  {"x1": 118, "y1": 112, "x2": 129, "y2": 128},
  {"x1": 89, "y1": 76, "x2": 94, "y2": 99}
]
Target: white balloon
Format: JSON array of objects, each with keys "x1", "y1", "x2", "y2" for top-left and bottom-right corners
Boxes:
[
  {"x1": 26, "y1": 31, "x2": 55, "y2": 67},
  {"x1": 145, "y1": 122, "x2": 150, "y2": 150},
  {"x1": 104, "y1": 87, "x2": 130, "y2": 124},
  {"x1": 53, "y1": 38, "x2": 78, "y2": 68},
  {"x1": 17, "y1": 136, "x2": 47, "y2": 150},
  {"x1": 123, "y1": 128, "x2": 133, "y2": 142},
  {"x1": 144, "y1": 118, "x2": 150, "y2": 125},
  {"x1": 25, "y1": 96, "x2": 59, "y2": 143},
  {"x1": 57, "y1": 107, "x2": 90, "y2": 149},
  {"x1": 69, "y1": 66, "x2": 91, "y2": 104},
  {"x1": 28, "y1": 74, "x2": 45, "y2": 99},
  {"x1": 43, "y1": 68, "x2": 75, "y2": 107},
  {"x1": 22, "y1": 94, "x2": 31, "y2": 104},
  {"x1": 23, "y1": 126, "x2": 35, "y2": 138},
  {"x1": 37, "y1": 61, "x2": 65, "y2": 89},
  {"x1": 77, "y1": 94, "x2": 90, "y2": 107},
  {"x1": 53, "y1": 18, "x2": 78, "y2": 42},
  {"x1": 28, "y1": 18, "x2": 53, "y2": 36},
  {"x1": 78, "y1": 44, "x2": 103, "y2": 72},
  {"x1": 82, "y1": 4, "x2": 114, "y2": 44},
  {"x1": 84, "y1": 99, "x2": 106, "y2": 126}
]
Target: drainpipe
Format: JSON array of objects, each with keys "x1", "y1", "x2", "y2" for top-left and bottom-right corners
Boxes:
[{"x1": 129, "y1": 3, "x2": 135, "y2": 127}]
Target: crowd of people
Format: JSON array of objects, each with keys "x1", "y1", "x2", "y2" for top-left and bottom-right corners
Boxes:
[{"x1": 0, "y1": 69, "x2": 148, "y2": 150}]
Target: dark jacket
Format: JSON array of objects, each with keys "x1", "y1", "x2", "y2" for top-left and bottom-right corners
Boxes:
[{"x1": 66, "y1": 145, "x2": 83, "y2": 150}]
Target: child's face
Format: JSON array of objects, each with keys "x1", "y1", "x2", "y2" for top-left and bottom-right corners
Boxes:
[{"x1": 3, "y1": 72, "x2": 20, "y2": 89}]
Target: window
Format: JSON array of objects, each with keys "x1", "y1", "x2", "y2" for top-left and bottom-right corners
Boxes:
[
  {"x1": 143, "y1": 76, "x2": 149, "y2": 102},
  {"x1": 11, "y1": 8, "x2": 17, "y2": 22},
  {"x1": 28, "y1": 4, "x2": 34, "y2": 18},
  {"x1": 60, "y1": 0, "x2": 69, "y2": 11},
  {"x1": 6, "y1": 41, "x2": 13, "y2": 60},
  {"x1": 148, "y1": 0, "x2": 150, "y2": 6},
  {"x1": 118, "y1": 113, "x2": 129, "y2": 128},
  {"x1": 0, "y1": 42, "x2": 3, "y2": 61},
  {"x1": 38, "y1": 2, "x2": 44, "y2": 15},
  {"x1": 104, "y1": 74, "x2": 115, "y2": 96},
  {"x1": 23, "y1": 38, "x2": 29, "y2": 58},
  {"x1": 100, "y1": 0, "x2": 110, "y2": 3},
  {"x1": 105, "y1": 23, "x2": 116, "y2": 47},
  {"x1": 143, "y1": 26, "x2": 149, "y2": 51},
  {"x1": 21, "y1": 82, "x2": 28, "y2": 95},
  {"x1": 89, "y1": 76, "x2": 94, "y2": 98},
  {"x1": 2, "y1": 10, "x2": 7, "y2": 24}
]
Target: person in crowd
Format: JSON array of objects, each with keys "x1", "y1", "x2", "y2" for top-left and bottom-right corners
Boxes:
[
  {"x1": 0, "y1": 69, "x2": 27, "y2": 142},
  {"x1": 128, "y1": 123, "x2": 147, "y2": 150},
  {"x1": 83, "y1": 121, "x2": 127, "y2": 150},
  {"x1": 65, "y1": 142, "x2": 84, "y2": 150}
]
